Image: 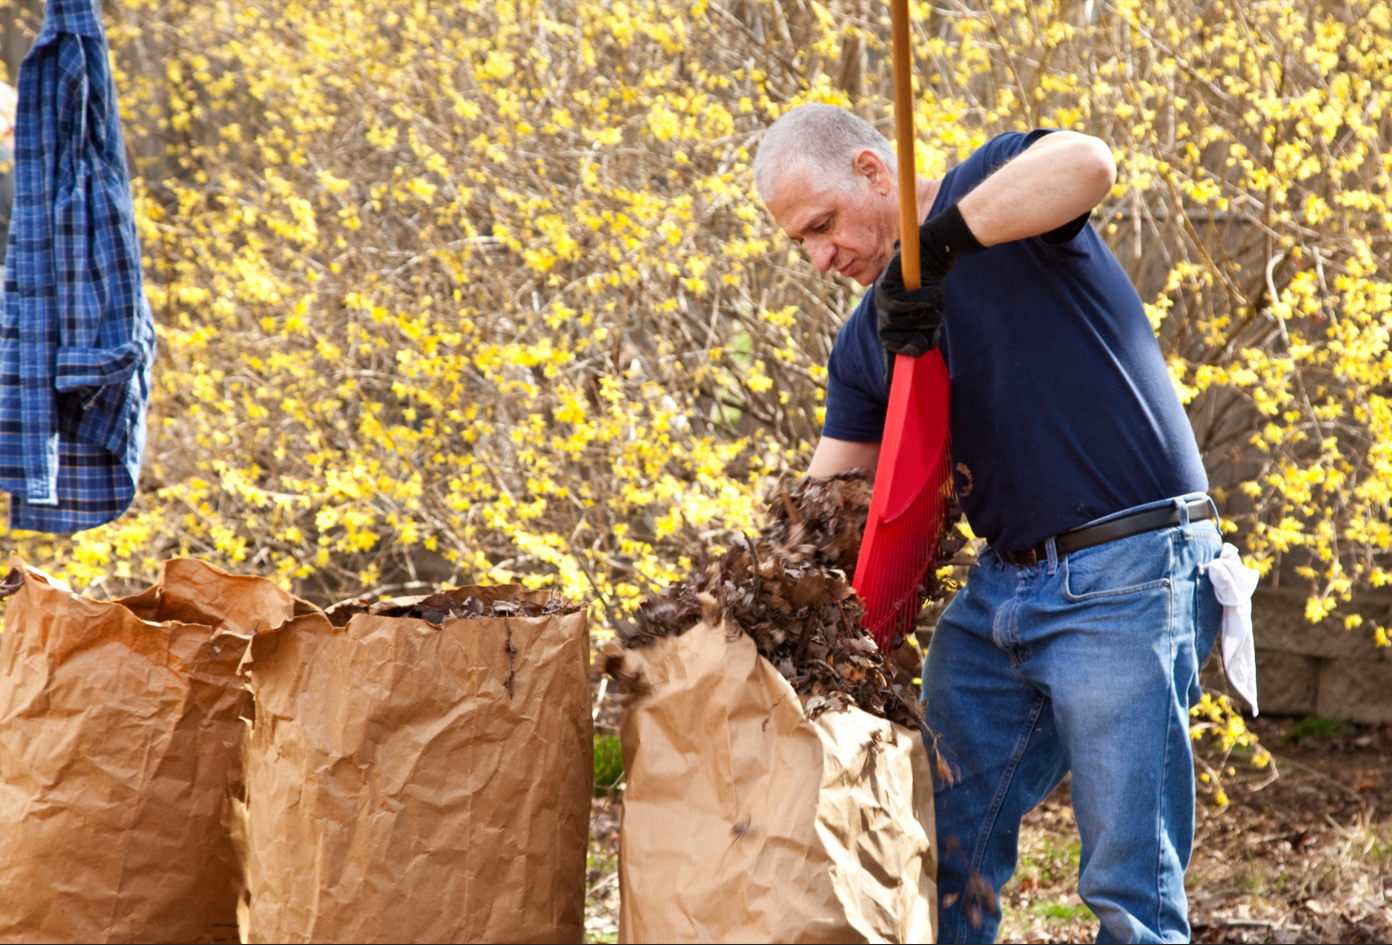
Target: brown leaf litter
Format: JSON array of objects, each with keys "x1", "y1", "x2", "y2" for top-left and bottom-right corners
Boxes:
[
  {"x1": 992, "y1": 717, "x2": 1392, "y2": 945},
  {"x1": 613, "y1": 469, "x2": 962, "y2": 740},
  {"x1": 0, "y1": 567, "x2": 24, "y2": 601},
  {"x1": 323, "y1": 591, "x2": 579, "y2": 627}
]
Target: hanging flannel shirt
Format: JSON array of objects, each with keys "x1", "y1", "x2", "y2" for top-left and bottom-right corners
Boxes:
[{"x1": 0, "y1": 0, "x2": 156, "y2": 533}]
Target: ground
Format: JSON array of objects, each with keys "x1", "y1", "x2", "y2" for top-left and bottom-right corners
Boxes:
[
  {"x1": 583, "y1": 714, "x2": 1392, "y2": 944},
  {"x1": 586, "y1": 793, "x2": 621, "y2": 944}
]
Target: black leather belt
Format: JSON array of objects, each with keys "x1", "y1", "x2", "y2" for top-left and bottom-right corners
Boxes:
[{"x1": 996, "y1": 498, "x2": 1213, "y2": 567}]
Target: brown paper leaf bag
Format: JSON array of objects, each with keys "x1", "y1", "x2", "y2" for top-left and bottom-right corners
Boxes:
[
  {"x1": 617, "y1": 620, "x2": 937, "y2": 944},
  {"x1": 0, "y1": 554, "x2": 298, "y2": 944},
  {"x1": 240, "y1": 585, "x2": 592, "y2": 944}
]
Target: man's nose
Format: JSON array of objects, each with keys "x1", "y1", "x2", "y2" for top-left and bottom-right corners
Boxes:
[{"x1": 808, "y1": 237, "x2": 837, "y2": 272}]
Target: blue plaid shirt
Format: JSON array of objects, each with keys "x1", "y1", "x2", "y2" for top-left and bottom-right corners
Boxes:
[{"x1": 0, "y1": 0, "x2": 155, "y2": 533}]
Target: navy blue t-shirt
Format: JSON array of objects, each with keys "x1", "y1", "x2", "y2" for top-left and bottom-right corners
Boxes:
[{"x1": 823, "y1": 130, "x2": 1207, "y2": 552}]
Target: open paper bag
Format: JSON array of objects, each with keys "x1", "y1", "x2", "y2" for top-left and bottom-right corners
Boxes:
[
  {"x1": 239, "y1": 585, "x2": 592, "y2": 944},
  {"x1": 0, "y1": 554, "x2": 297, "y2": 944},
  {"x1": 616, "y1": 620, "x2": 937, "y2": 944}
]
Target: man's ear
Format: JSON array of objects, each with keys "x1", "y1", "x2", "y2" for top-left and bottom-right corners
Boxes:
[{"x1": 854, "y1": 149, "x2": 893, "y2": 196}]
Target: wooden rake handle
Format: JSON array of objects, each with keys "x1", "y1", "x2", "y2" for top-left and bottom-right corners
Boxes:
[{"x1": 889, "y1": 0, "x2": 920, "y2": 292}]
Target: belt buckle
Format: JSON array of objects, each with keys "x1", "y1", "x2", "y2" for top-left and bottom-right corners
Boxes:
[{"x1": 1005, "y1": 548, "x2": 1040, "y2": 567}]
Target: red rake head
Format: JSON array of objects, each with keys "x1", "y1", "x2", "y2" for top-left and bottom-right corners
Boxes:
[{"x1": 853, "y1": 349, "x2": 953, "y2": 652}]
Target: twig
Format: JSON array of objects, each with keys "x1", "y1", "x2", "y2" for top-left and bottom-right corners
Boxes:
[
  {"x1": 743, "y1": 532, "x2": 761, "y2": 606},
  {"x1": 592, "y1": 676, "x2": 608, "y2": 721},
  {"x1": 1246, "y1": 755, "x2": 1281, "y2": 793},
  {"x1": 1276, "y1": 755, "x2": 1368, "y2": 806},
  {"x1": 563, "y1": 533, "x2": 630, "y2": 638}
]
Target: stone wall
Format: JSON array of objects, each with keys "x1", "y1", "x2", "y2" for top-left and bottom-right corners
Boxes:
[{"x1": 1212, "y1": 589, "x2": 1392, "y2": 723}]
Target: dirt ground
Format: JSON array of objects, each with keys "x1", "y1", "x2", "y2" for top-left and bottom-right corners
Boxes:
[
  {"x1": 583, "y1": 714, "x2": 1392, "y2": 944},
  {"x1": 998, "y1": 714, "x2": 1392, "y2": 943},
  {"x1": 586, "y1": 794, "x2": 621, "y2": 944}
]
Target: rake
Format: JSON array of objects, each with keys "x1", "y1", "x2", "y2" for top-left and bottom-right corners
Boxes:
[{"x1": 852, "y1": 0, "x2": 955, "y2": 652}]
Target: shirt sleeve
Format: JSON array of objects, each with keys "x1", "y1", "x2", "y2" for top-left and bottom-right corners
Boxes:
[
  {"x1": 821, "y1": 295, "x2": 890, "y2": 443},
  {"x1": 1040, "y1": 210, "x2": 1093, "y2": 245}
]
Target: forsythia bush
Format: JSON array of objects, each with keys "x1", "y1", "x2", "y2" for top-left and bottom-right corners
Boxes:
[{"x1": 3, "y1": 0, "x2": 1390, "y2": 642}]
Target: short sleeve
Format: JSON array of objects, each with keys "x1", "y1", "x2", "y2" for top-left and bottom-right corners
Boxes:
[
  {"x1": 821, "y1": 296, "x2": 889, "y2": 443},
  {"x1": 968, "y1": 130, "x2": 1039, "y2": 178},
  {"x1": 1040, "y1": 210, "x2": 1093, "y2": 245}
]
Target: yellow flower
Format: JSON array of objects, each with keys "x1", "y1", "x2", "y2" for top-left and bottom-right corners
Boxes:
[{"x1": 9, "y1": 0, "x2": 1387, "y2": 661}]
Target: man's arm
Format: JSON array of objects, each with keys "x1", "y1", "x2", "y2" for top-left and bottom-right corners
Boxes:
[
  {"x1": 877, "y1": 132, "x2": 1114, "y2": 359},
  {"x1": 806, "y1": 436, "x2": 881, "y2": 478},
  {"x1": 957, "y1": 132, "x2": 1115, "y2": 246}
]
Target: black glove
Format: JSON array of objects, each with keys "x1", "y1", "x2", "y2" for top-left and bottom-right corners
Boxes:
[{"x1": 875, "y1": 202, "x2": 985, "y2": 382}]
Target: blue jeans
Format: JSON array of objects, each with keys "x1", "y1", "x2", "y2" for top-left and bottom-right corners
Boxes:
[{"x1": 925, "y1": 498, "x2": 1223, "y2": 944}]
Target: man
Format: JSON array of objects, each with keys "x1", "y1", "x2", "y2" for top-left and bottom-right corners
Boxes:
[{"x1": 754, "y1": 104, "x2": 1222, "y2": 944}]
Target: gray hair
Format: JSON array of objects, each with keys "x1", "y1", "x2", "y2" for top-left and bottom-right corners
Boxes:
[{"x1": 752, "y1": 104, "x2": 897, "y2": 203}]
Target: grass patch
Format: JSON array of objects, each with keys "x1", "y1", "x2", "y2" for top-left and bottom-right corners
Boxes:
[
  {"x1": 1237, "y1": 864, "x2": 1287, "y2": 895},
  {"x1": 1284, "y1": 715, "x2": 1351, "y2": 744},
  {"x1": 1032, "y1": 902, "x2": 1096, "y2": 922},
  {"x1": 1012, "y1": 837, "x2": 1082, "y2": 887},
  {"x1": 587, "y1": 844, "x2": 617, "y2": 875},
  {"x1": 594, "y1": 733, "x2": 624, "y2": 796}
]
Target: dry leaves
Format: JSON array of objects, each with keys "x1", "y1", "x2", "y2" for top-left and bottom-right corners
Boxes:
[
  {"x1": 617, "y1": 470, "x2": 960, "y2": 740},
  {"x1": 323, "y1": 591, "x2": 579, "y2": 627}
]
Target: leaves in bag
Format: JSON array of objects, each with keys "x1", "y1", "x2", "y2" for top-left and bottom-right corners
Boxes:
[
  {"x1": 618, "y1": 470, "x2": 963, "y2": 739},
  {"x1": 324, "y1": 591, "x2": 580, "y2": 627}
]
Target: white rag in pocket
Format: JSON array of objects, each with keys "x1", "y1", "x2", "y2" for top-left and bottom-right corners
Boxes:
[{"x1": 1205, "y1": 543, "x2": 1261, "y2": 714}]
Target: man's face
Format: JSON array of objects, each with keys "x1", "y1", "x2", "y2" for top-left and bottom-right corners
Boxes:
[{"x1": 766, "y1": 150, "x2": 898, "y2": 286}]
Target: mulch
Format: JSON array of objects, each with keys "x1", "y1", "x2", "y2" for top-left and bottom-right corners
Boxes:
[{"x1": 1186, "y1": 717, "x2": 1392, "y2": 945}]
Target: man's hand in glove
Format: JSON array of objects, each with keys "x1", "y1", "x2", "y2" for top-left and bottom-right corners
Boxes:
[{"x1": 874, "y1": 202, "x2": 985, "y2": 382}]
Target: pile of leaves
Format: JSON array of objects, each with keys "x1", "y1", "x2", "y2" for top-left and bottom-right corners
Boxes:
[
  {"x1": 323, "y1": 591, "x2": 578, "y2": 627},
  {"x1": 618, "y1": 470, "x2": 962, "y2": 736}
]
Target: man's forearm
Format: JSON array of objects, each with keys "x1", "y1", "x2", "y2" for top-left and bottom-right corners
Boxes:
[
  {"x1": 955, "y1": 133, "x2": 1115, "y2": 246},
  {"x1": 807, "y1": 437, "x2": 881, "y2": 478}
]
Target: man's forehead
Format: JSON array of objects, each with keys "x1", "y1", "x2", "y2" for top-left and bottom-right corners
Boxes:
[{"x1": 767, "y1": 165, "x2": 839, "y2": 234}]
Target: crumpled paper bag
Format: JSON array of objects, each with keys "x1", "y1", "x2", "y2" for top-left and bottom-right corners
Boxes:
[
  {"x1": 240, "y1": 585, "x2": 592, "y2": 944},
  {"x1": 0, "y1": 554, "x2": 297, "y2": 944},
  {"x1": 616, "y1": 620, "x2": 937, "y2": 944}
]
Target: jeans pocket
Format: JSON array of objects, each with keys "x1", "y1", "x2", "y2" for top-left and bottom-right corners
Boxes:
[
  {"x1": 1061, "y1": 529, "x2": 1176, "y2": 602},
  {"x1": 1195, "y1": 569, "x2": 1223, "y2": 634},
  {"x1": 1193, "y1": 552, "x2": 1224, "y2": 673}
]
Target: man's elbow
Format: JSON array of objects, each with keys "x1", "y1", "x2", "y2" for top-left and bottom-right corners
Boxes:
[{"x1": 1080, "y1": 136, "x2": 1117, "y2": 205}]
